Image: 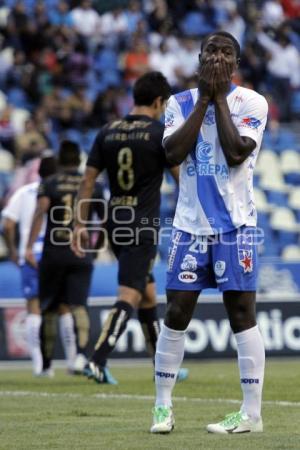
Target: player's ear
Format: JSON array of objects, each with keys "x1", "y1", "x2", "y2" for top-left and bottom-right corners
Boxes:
[{"x1": 236, "y1": 57, "x2": 241, "y2": 67}]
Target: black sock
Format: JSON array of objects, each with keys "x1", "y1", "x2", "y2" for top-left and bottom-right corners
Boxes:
[
  {"x1": 138, "y1": 306, "x2": 160, "y2": 360},
  {"x1": 40, "y1": 312, "x2": 57, "y2": 370},
  {"x1": 92, "y1": 300, "x2": 134, "y2": 367}
]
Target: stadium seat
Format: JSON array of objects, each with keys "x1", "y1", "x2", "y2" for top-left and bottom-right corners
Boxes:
[
  {"x1": 281, "y1": 244, "x2": 300, "y2": 261},
  {"x1": 255, "y1": 149, "x2": 280, "y2": 176},
  {"x1": 260, "y1": 164, "x2": 289, "y2": 206},
  {"x1": 270, "y1": 207, "x2": 298, "y2": 231},
  {"x1": 288, "y1": 187, "x2": 300, "y2": 222},
  {"x1": 270, "y1": 207, "x2": 299, "y2": 250},
  {"x1": 254, "y1": 188, "x2": 273, "y2": 213},
  {"x1": 280, "y1": 149, "x2": 300, "y2": 185}
]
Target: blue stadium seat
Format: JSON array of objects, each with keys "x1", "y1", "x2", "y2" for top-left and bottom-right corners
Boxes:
[{"x1": 265, "y1": 189, "x2": 287, "y2": 206}]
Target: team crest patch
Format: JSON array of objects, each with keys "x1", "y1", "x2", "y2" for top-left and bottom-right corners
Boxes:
[
  {"x1": 238, "y1": 249, "x2": 253, "y2": 273},
  {"x1": 180, "y1": 254, "x2": 197, "y2": 271},
  {"x1": 196, "y1": 141, "x2": 213, "y2": 163},
  {"x1": 214, "y1": 260, "x2": 226, "y2": 277}
]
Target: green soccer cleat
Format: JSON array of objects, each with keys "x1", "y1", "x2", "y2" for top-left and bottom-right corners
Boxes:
[
  {"x1": 207, "y1": 411, "x2": 263, "y2": 434},
  {"x1": 150, "y1": 406, "x2": 175, "y2": 434}
]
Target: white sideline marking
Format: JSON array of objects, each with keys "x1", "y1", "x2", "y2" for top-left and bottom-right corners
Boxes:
[{"x1": 0, "y1": 390, "x2": 299, "y2": 408}]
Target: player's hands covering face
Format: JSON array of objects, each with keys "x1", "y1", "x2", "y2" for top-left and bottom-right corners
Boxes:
[
  {"x1": 198, "y1": 59, "x2": 215, "y2": 102},
  {"x1": 212, "y1": 56, "x2": 233, "y2": 100}
]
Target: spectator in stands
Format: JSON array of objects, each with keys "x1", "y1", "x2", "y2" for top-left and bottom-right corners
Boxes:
[
  {"x1": 49, "y1": 1, "x2": 74, "y2": 28},
  {"x1": 59, "y1": 83, "x2": 92, "y2": 130},
  {"x1": 70, "y1": 0, "x2": 100, "y2": 39},
  {"x1": 123, "y1": 37, "x2": 150, "y2": 85},
  {"x1": 257, "y1": 26, "x2": 300, "y2": 121},
  {"x1": 15, "y1": 117, "x2": 47, "y2": 163},
  {"x1": 149, "y1": 40, "x2": 180, "y2": 88},
  {"x1": 100, "y1": 7, "x2": 129, "y2": 48},
  {"x1": 0, "y1": 105, "x2": 16, "y2": 155}
]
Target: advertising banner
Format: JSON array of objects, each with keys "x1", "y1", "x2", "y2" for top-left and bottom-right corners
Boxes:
[{"x1": 0, "y1": 297, "x2": 299, "y2": 360}]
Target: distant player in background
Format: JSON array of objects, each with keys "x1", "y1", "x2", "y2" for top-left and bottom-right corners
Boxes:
[
  {"x1": 72, "y1": 71, "x2": 188, "y2": 384},
  {"x1": 25, "y1": 141, "x2": 96, "y2": 375},
  {"x1": 150, "y1": 32, "x2": 268, "y2": 434},
  {"x1": 2, "y1": 152, "x2": 57, "y2": 375}
]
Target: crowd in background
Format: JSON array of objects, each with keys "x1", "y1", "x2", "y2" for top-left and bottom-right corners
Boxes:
[{"x1": 0, "y1": 0, "x2": 300, "y2": 259}]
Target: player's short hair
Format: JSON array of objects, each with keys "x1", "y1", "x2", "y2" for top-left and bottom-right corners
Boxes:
[
  {"x1": 201, "y1": 31, "x2": 241, "y2": 59},
  {"x1": 133, "y1": 71, "x2": 171, "y2": 106},
  {"x1": 58, "y1": 140, "x2": 81, "y2": 167},
  {"x1": 38, "y1": 150, "x2": 57, "y2": 179}
]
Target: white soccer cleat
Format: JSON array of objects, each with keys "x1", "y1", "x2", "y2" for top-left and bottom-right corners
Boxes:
[
  {"x1": 207, "y1": 411, "x2": 263, "y2": 434},
  {"x1": 73, "y1": 353, "x2": 88, "y2": 374},
  {"x1": 150, "y1": 406, "x2": 175, "y2": 434}
]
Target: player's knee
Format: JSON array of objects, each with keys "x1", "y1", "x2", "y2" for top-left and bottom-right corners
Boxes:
[
  {"x1": 228, "y1": 306, "x2": 256, "y2": 333},
  {"x1": 165, "y1": 302, "x2": 190, "y2": 330}
]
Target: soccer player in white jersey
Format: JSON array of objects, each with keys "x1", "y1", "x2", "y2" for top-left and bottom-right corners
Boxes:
[
  {"x1": 2, "y1": 153, "x2": 78, "y2": 376},
  {"x1": 2, "y1": 153, "x2": 57, "y2": 375},
  {"x1": 151, "y1": 31, "x2": 268, "y2": 434}
]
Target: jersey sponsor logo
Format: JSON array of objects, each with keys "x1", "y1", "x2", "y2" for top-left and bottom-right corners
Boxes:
[
  {"x1": 214, "y1": 260, "x2": 226, "y2": 277},
  {"x1": 241, "y1": 378, "x2": 259, "y2": 384},
  {"x1": 165, "y1": 111, "x2": 175, "y2": 128},
  {"x1": 203, "y1": 109, "x2": 215, "y2": 125},
  {"x1": 155, "y1": 370, "x2": 176, "y2": 379},
  {"x1": 240, "y1": 117, "x2": 261, "y2": 129},
  {"x1": 238, "y1": 249, "x2": 253, "y2": 273},
  {"x1": 216, "y1": 277, "x2": 229, "y2": 284},
  {"x1": 180, "y1": 254, "x2": 197, "y2": 271},
  {"x1": 178, "y1": 271, "x2": 197, "y2": 283},
  {"x1": 194, "y1": 141, "x2": 229, "y2": 179}
]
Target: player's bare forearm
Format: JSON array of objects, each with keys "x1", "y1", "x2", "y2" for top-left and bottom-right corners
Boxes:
[
  {"x1": 74, "y1": 166, "x2": 99, "y2": 226},
  {"x1": 164, "y1": 99, "x2": 210, "y2": 165},
  {"x1": 214, "y1": 97, "x2": 256, "y2": 166},
  {"x1": 27, "y1": 205, "x2": 45, "y2": 249},
  {"x1": 169, "y1": 165, "x2": 180, "y2": 184},
  {"x1": 2, "y1": 219, "x2": 18, "y2": 262}
]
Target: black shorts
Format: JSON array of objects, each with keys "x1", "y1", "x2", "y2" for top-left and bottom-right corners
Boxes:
[
  {"x1": 109, "y1": 237, "x2": 156, "y2": 293},
  {"x1": 39, "y1": 248, "x2": 93, "y2": 312}
]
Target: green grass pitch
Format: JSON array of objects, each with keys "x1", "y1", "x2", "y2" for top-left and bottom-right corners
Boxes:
[{"x1": 1, "y1": 359, "x2": 300, "y2": 450}]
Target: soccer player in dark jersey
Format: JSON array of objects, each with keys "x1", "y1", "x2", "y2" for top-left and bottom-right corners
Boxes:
[
  {"x1": 25, "y1": 141, "x2": 96, "y2": 374},
  {"x1": 72, "y1": 71, "x2": 188, "y2": 384}
]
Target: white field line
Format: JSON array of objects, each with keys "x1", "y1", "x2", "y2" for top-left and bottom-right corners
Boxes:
[{"x1": 0, "y1": 390, "x2": 299, "y2": 408}]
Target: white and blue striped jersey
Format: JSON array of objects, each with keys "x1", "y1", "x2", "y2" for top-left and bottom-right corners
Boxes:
[
  {"x1": 163, "y1": 85, "x2": 268, "y2": 235},
  {"x1": 2, "y1": 182, "x2": 45, "y2": 264}
]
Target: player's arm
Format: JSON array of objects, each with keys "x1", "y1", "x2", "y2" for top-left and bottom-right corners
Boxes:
[
  {"x1": 213, "y1": 59, "x2": 256, "y2": 166},
  {"x1": 168, "y1": 165, "x2": 180, "y2": 184},
  {"x1": 72, "y1": 166, "x2": 100, "y2": 257},
  {"x1": 2, "y1": 188, "x2": 23, "y2": 265},
  {"x1": 2, "y1": 218, "x2": 18, "y2": 264},
  {"x1": 72, "y1": 129, "x2": 105, "y2": 257},
  {"x1": 25, "y1": 196, "x2": 50, "y2": 268},
  {"x1": 164, "y1": 62, "x2": 214, "y2": 165}
]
